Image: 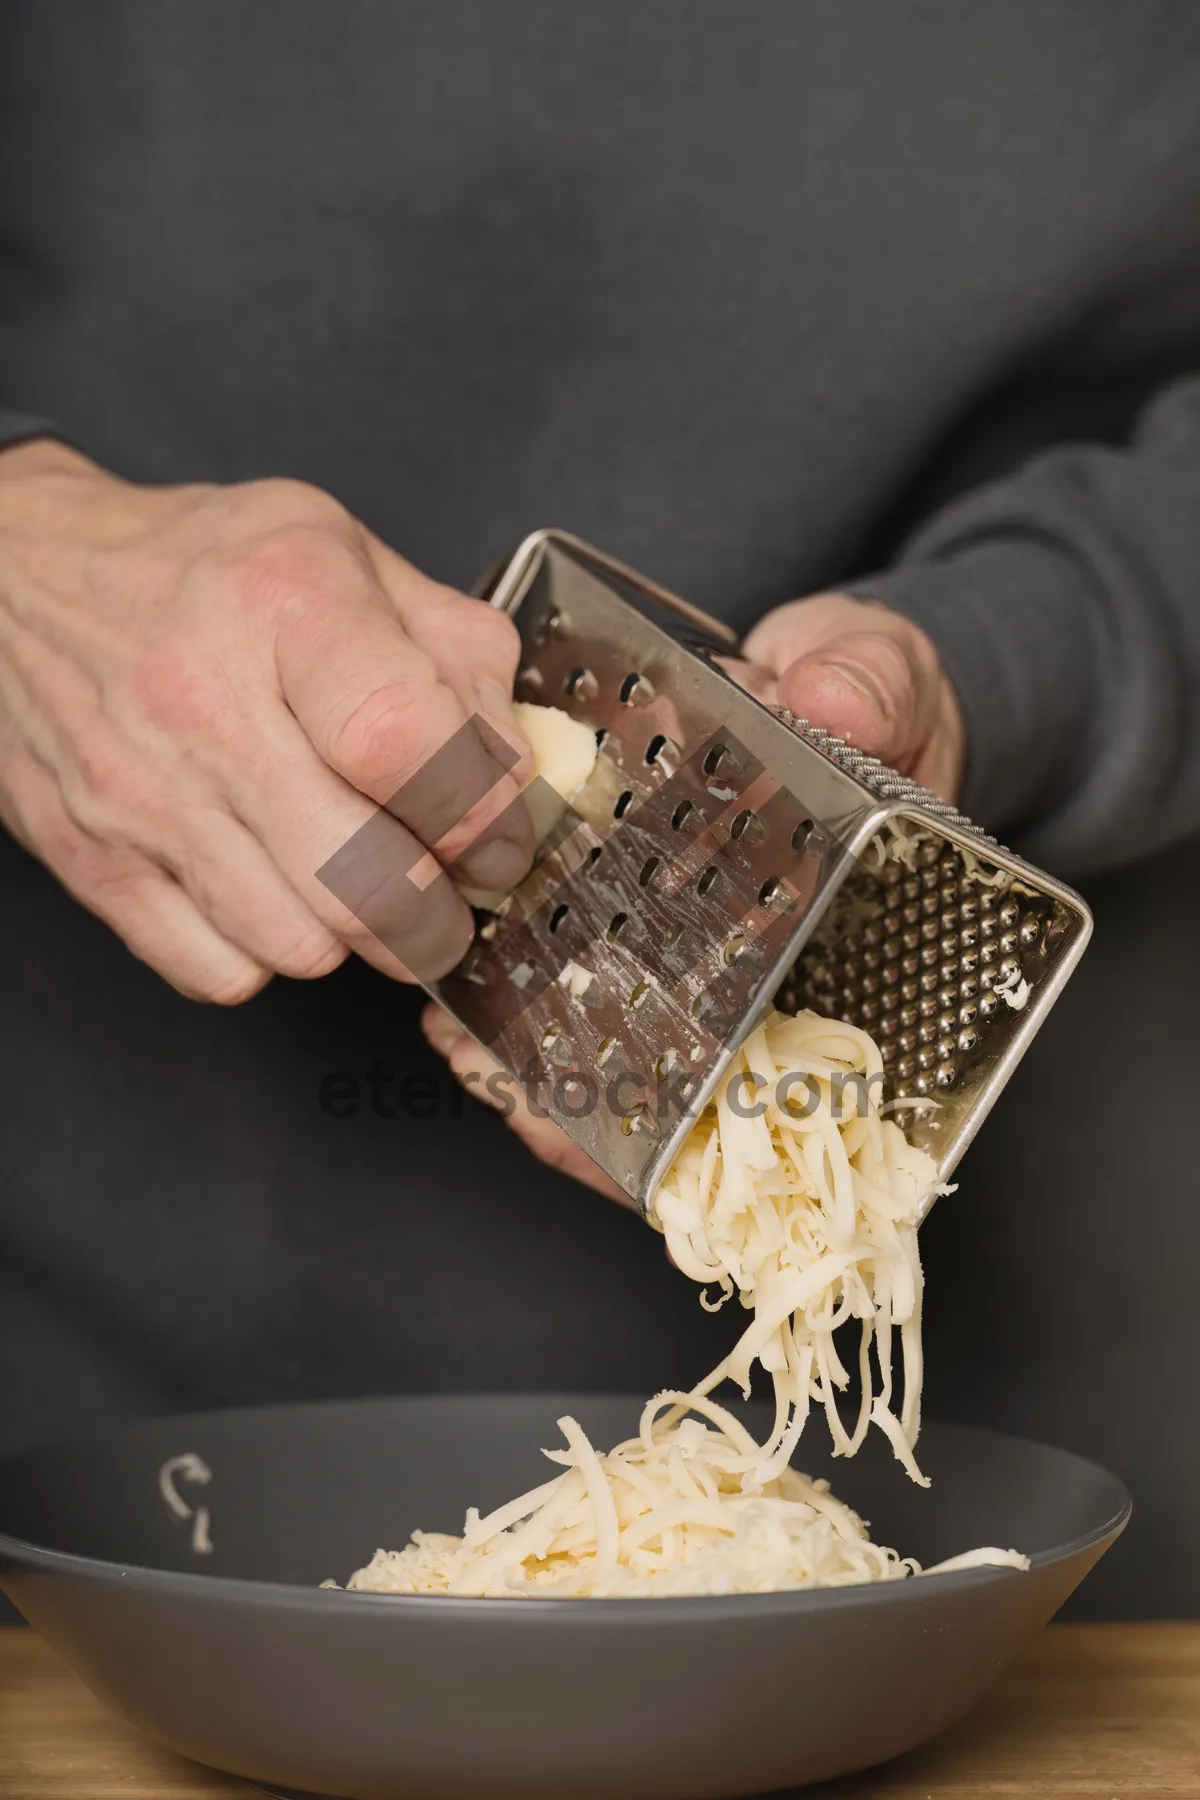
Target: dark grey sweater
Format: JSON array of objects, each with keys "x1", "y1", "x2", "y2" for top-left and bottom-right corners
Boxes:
[{"x1": 1, "y1": 0, "x2": 1198, "y2": 1616}]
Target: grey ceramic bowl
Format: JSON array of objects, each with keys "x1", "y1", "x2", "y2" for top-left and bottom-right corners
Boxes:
[{"x1": 0, "y1": 1394, "x2": 1128, "y2": 1799}]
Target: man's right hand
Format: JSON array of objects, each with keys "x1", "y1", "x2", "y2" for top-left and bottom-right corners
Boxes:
[{"x1": 0, "y1": 439, "x2": 534, "y2": 1002}]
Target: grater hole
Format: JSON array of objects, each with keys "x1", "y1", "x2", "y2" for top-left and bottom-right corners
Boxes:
[
  {"x1": 791, "y1": 818, "x2": 815, "y2": 851},
  {"x1": 607, "y1": 912, "x2": 629, "y2": 942},
  {"x1": 515, "y1": 666, "x2": 544, "y2": 699},
  {"x1": 639, "y1": 856, "x2": 661, "y2": 888},
  {"x1": 730, "y1": 808, "x2": 764, "y2": 845},
  {"x1": 585, "y1": 844, "x2": 603, "y2": 870},
  {"x1": 622, "y1": 1102, "x2": 655, "y2": 1135},
  {"x1": 654, "y1": 1049, "x2": 678, "y2": 1081},
  {"x1": 663, "y1": 922, "x2": 686, "y2": 954},
  {"x1": 758, "y1": 877, "x2": 793, "y2": 911},
  {"x1": 629, "y1": 980, "x2": 653, "y2": 1010},
  {"x1": 595, "y1": 727, "x2": 610, "y2": 753},
  {"x1": 548, "y1": 904, "x2": 570, "y2": 935},
  {"x1": 620, "y1": 672, "x2": 655, "y2": 706},
  {"x1": 724, "y1": 932, "x2": 748, "y2": 966},
  {"x1": 672, "y1": 799, "x2": 698, "y2": 831},
  {"x1": 595, "y1": 1037, "x2": 619, "y2": 1069},
  {"x1": 645, "y1": 733, "x2": 680, "y2": 773},
  {"x1": 613, "y1": 789, "x2": 634, "y2": 820},
  {"x1": 697, "y1": 867, "x2": 721, "y2": 897},
  {"x1": 703, "y1": 742, "x2": 740, "y2": 776},
  {"x1": 539, "y1": 1023, "x2": 561, "y2": 1053},
  {"x1": 565, "y1": 667, "x2": 598, "y2": 700},
  {"x1": 532, "y1": 609, "x2": 563, "y2": 647}
]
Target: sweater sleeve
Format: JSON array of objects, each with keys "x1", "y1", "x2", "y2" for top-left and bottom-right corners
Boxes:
[
  {"x1": 0, "y1": 412, "x2": 62, "y2": 453},
  {"x1": 850, "y1": 373, "x2": 1200, "y2": 878}
]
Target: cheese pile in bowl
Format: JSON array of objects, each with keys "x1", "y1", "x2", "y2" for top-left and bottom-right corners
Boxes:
[{"x1": 336, "y1": 1008, "x2": 1028, "y2": 1599}]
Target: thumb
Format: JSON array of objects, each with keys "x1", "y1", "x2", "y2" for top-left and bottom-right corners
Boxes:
[{"x1": 742, "y1": 593, "x2": 964, "y2": 800}]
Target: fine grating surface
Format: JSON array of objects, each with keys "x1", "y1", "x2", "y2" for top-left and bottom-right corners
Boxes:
[{"x1": 784, "y1": 838, "x2": 1066, "y2": 1107}]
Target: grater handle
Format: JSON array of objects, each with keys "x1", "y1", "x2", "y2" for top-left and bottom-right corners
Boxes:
[{"x1": 472, "y1": 528, "x2": 741, "y2": 651}]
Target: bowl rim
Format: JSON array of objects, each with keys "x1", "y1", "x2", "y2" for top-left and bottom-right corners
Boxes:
[{"x1": 0, "y1": 1394, "x2": 1132, "y2": 1623}]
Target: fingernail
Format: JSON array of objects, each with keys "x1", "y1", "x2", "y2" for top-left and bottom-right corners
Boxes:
[
  {"x1": 820, "y1": 658, "x2": 892, "y2": 719},
  {"x1": 421, "y1": 1006, "x2": 460, "y2": 1055}
]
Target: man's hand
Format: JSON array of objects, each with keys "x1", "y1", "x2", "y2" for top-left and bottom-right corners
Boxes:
[
  {"x1": 420, "y1": 588, "x2": 965, "y2": 1195},
  {"x1": 0, "y1": 439, "x2": 534, "y2": 1001},
  {"x1": 740, "y1": 591, "x2": 964, "y2": 801}
]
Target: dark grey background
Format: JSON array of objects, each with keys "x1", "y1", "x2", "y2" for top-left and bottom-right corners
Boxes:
[{"x1": 1, "y1": 1, "x2": 1197, "y2": 1617}]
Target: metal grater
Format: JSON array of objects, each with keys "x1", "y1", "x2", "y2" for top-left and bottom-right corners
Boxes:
[{"x1": 429, "y1": 530, "x2": 1092, "y2": 1217}]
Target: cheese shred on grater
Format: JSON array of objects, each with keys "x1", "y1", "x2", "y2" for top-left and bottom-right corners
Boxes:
[{"x1": 430, "y1": 532, "x2": 1091, "y2": 1218}]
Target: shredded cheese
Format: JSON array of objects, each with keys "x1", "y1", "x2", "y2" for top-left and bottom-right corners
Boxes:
[
  {"x1": 994, "y1": 967, "x2": 1032, "y2": 1010},
  {"x1": 336, "y1": 1008, "x2": 1029, "y2": 1599},
  {"x1": 651, "y1": 1009, "x2": 940, "y2": 1486}
]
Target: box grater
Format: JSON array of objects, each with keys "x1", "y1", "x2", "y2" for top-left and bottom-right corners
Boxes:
[{"x1": 428, "y1": 531, "x2": 1091, "y2": 1218}]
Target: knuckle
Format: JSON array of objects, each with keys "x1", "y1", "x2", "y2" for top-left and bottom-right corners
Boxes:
[
  {"x1": 55, "y1": 826, "x2": 134, "y2": 899},
  {"x1": 74, "y1": 730, "x2": 130, "y2": 807},
  {"x1": 273, "y1": 930, "x2": 347, "y2": 981},
  {"x1": 64, "y1": 728, "x2": 153, "y2": 832},
  {"x1": 225, "y1": 522, "x2": 359, "y2": 622},
  {"x1": 130, "y1": 640, "x2": 237, "y2": 742},
  {"x1": 241, "y1": 477, "x2": 349, "y2": 531},
  {"x1": 330, "y1": 672, "x2": 433, "y2": 789}
]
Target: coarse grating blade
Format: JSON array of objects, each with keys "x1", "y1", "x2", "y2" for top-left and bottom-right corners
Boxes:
[{"x1": 428, "y1": 531, "x2": 1092, "y2": 1217}]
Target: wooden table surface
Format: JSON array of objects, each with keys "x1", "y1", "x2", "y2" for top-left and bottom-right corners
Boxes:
[{"x1": 0, "y1": 1622, "x2": 1198, "y2": 1798}]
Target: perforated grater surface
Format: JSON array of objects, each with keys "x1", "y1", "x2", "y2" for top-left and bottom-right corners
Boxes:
[{"x1": 429, "y1": 531, "x2": 1092, "y2": 1217}]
